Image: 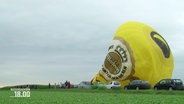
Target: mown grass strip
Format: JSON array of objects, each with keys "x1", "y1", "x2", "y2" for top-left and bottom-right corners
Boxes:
[{"x1": 1, "y1": 89, "x2": 184, "y2": 104}]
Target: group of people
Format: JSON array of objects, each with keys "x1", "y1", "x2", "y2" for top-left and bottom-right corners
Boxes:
[
  {"x1": 48, "y1": 81, "x2": 71, "y2": 89},
  {"x1": 64, "y1": 81, "x2": 71, "y2": 88}
]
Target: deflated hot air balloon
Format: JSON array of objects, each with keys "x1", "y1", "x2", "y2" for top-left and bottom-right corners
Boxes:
[{"x1": 92, "y1": 21, "x2": 174, "y2": 87}]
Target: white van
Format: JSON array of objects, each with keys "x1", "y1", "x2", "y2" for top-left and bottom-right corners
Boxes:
[{"x1": 78, "y1": 81, "x2": 92, "y2": 89}]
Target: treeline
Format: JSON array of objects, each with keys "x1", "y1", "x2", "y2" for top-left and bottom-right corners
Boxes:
[
  {"x1": 0, "y1": 83, "x2": 77, "y2": 90},
  {"x1": 0, "y1": 84, "x2": 51, "y2": 90}
]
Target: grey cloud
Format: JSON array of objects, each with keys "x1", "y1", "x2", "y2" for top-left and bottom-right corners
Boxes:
[{"x1": 1, "y1": 0, "x2": 184, "y2": 86}]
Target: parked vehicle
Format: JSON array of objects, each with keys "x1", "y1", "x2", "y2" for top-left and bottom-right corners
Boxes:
[
  {"x1": 78, "y1": 81, "x2": 92, "y2": 89},
  {"x1": 154, "y1": 79, "x2": 184, "y2": 90},
  {"x1": 124, "y1": 80, "x2": 151, "y2": 90},
  {"x1": 106, "y1": 81, "x2": 121, "y2": 89},
  {"x1": 92, "y1": 82, "x2": 106, "y2": 89}
]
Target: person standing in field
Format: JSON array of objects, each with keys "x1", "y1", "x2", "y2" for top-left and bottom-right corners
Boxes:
[
  {"x1": 48, "y1": 83, "x2": 51, "y2": 89},
  {"x1": 65, "y1": 81, "x2": 68, "y2": 88},
  {"x1": 67, "y1": 81, "x2": 71, "y2": 88}
]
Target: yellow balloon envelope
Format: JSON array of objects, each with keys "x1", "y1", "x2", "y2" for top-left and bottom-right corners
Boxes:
[{"x1": 92, "y1": 21, "x2": 174, "y2": 87}]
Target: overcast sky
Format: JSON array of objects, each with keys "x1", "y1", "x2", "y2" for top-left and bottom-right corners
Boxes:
[{"x1": 1, "y1": 0, "x2": 184, "y2": 87}]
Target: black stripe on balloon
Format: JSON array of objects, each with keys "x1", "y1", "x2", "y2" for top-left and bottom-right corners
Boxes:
[{"x1": 150, "y1": 31, "x2": 170, "y2": 58}]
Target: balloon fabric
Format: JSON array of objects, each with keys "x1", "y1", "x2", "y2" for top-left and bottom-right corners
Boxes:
[{"x1": 92, "y1": 21, "x2": 174, "y2": 87}]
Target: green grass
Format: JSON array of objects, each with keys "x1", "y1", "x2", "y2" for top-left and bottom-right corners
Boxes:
[{"x1": 1, "y1": 89, "x2": 184, "y2": 104}]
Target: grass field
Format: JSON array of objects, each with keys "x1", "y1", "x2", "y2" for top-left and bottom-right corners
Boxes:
[{"x1": 1, "y1": 89, "x2": 184, "y2": 104}]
